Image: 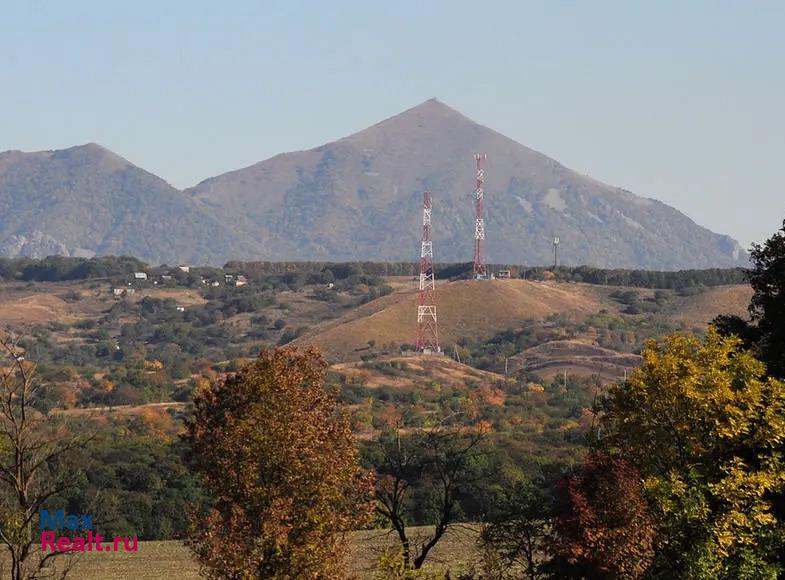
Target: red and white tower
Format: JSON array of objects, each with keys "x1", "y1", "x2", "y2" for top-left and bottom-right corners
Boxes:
[
  {"x1": 472, "y1": 153, "x2": 488, "y2": 279},
  {"x1": 416, "y1": 191, "x2": 440, "y2": 353}
]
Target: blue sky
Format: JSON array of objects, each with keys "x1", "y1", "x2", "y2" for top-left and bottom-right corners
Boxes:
[{"x1": 2, "y1": 1, "x2": 783, "y2": 247}]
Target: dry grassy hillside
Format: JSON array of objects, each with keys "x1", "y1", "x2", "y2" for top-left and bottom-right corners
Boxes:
[
  {"x1": 0, "y1": 282, "x2": 207, "y2": 327},
  {"x1": 295, "y1": 279, "x2": 610, "y2": 360},
  {"x1": 0, "y1": 283, "x2": 105, "y2": 325},
  {"x1": 332, "y1": 353, "x2": 506, "y2": 390},
  {"x1": 511, "y1": 339, "x2": 642, "y2": 381},
  {"x1": 668, "y1": 285, "x2": 753, "y2": 327}
]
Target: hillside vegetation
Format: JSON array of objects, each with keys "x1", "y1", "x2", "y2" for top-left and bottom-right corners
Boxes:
[{"x1": 0, "y1": 256, "x2": 755, "y2": 557}]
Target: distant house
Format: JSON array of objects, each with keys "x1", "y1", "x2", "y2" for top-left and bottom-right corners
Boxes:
[
  {"x1": 112, "y1": 287, "x2": 135, "y2": 298},
  {"x1": 496, "y1": 270, "x2": 511, "y2": 279},
  {"x1": 178, "y1": 265, "x2": 190, "y2": 273},
  {"x1": 161, "y1": 275, "x2": 173, "y2": 281},
  {"x1": 223, "y1": 274, "x2": 248, "y2": 287},
  {"x1": 133, "y1": 272, "x2": 148, "y2": 281}
]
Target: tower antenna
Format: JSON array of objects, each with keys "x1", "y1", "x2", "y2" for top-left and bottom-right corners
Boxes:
[
  {"x1": 416, "y1": 191, "x2": 440, "y2": 354},
  {"x1": 472, "y1": 153, "x2": 488, "y2": 279},
  {"x1": 553, "y1": 236, "x2": 560, "y2": 269}
]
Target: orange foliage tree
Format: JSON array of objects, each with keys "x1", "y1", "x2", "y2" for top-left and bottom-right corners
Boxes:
[
  {"x1": 548, "y1": 452, "x2": 656, "y2": 579},
  {"x1": 185, "y1": 347, "x2": 374, "y2": 579}
]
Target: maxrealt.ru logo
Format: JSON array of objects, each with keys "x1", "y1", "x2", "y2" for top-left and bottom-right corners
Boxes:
[{"x1": 40, "y1": 509, "x2": 138, "y2": 553}]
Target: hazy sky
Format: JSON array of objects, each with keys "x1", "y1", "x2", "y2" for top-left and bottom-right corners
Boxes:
[{"x1": 2, "y1": 1, "x2": 783, "y2": 247}]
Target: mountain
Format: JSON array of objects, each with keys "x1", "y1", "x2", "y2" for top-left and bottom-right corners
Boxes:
[
  {"x1": 0, "y1": 101, "x2": 747, "y2": 268},
  {"x1": 0, "y1": 144, "x2": 251, "y2": 264},
  {"x1": 187, "y1": 99, "x2": 746, "y2": 268}
]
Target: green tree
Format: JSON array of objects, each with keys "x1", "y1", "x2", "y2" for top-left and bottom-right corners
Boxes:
[
  {"x1": 480, "y1": 477, "x2": 554, "y2": 580},
  {"x1": 596, "y1": 331, "x2": 785, "y2": 578},
  {"x1": 185, "y1": 347, "x2": 374, "y2": 579},
  {"x1": 747, "y1": 218, "x2": 785, "y2": 378},
  {"x1": 715, "y1": 218, "x2": 785, "y2": 379}
]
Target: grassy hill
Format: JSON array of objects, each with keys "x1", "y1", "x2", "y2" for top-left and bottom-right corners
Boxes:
[
  {"x1": 294, "y1": 278, "x2": 609, "y2": 360},
  {"x1": 0, "y1": 273, "x2": 751, "y2": 386}
]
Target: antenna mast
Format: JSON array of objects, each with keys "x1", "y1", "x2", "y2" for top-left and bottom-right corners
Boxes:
[
  {"x1": 472, "y1": 153, "x2": 488, "y2": 279},
  {"x1": 416, "y1": 191, "x2": 440, "y2": 353}
]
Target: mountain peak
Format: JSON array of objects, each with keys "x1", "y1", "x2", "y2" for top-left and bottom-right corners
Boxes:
[
  {"x1": 386, "y1": 97, "x2": 470, "y2": 122},
  {"x1": 76, "y1": 142, "x2": 113, "y2": 154},
  {"x1": 0, "y1": 142, "x2": 133, "y2": 171},
  {"x1": 337, "y1": 98, "x2": 483, "y2": 151},
  {"x1": 57, "y1": 143, "x2": 133, "y2": 170},
  {"x1": 186, "y1": 100, "x2": 747, "y2": 269}
]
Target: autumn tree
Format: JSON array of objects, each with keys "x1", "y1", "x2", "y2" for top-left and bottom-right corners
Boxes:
[
  {"x1": 595, "y1": 330, "x2": 785, "y2": 578},
  {"x1": 374, "y1": 423, "x2": 488, "y2": 571},
  {"x1": 547, "y1": 453, "x2": 656, "y2": 579},
  {"x1": 185, "y1": 347, "x2": 374, "y2": 579},
  {"x1": 0, "y1": 336, "x2": 90, "y2": 580}
]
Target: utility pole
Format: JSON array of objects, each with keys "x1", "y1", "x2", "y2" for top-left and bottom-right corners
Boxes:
[{"x1": 415, "y1": 191, "x2": 440, "y2": 354}]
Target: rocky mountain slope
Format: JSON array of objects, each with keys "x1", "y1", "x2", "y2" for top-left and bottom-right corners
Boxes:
[{"x1": 188, "y1": 98, "x2": 747, "y2": 268}]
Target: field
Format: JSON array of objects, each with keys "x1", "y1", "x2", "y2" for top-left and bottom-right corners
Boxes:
[
  {"x1": 43, "y1": 527, "x2": 480, "y2": 579},
  {"x1": 332, "y1": 354, "x2": 506, "y2": 390}
]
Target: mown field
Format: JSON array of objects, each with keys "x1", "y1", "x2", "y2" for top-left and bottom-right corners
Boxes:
[{"x1": 45, "y1": 527, "x2": 480, "y2": 579}]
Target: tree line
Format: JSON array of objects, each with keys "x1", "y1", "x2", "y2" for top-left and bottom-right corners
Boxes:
[{"x1": 0, "y1": 254, "x2": 748, "y2": 290}]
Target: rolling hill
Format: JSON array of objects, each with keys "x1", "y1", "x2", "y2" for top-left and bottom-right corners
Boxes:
[
  {"x1": 1, "y1": 100, "x2": 747, "y2": 268},
  {"x1": 294, "y1": 279, "x2": 611, "y2": 360}
]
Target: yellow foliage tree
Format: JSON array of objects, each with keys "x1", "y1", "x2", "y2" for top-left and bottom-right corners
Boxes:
[{"x1": 596, "y1": 330, "x2": 785, "y2": 579}]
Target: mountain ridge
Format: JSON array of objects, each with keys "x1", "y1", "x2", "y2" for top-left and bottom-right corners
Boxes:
[{"x1": 0, "y1": 99, "x2": 747, "y2": 268}]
